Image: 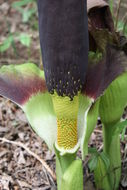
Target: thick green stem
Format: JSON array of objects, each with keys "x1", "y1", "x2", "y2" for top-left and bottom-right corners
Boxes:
[
  {"x1": 55, "y1": 148, "x2": 83, "y2": 190},
  {"x1": 103, "y1": 125, "x2": 121, "y2": 190},
  {"x1": 94, "y1": 155, "x2": 111, "y2": 190},
  {"x1": 55, "y1": 149, "x2": 76, "y2": 189}
]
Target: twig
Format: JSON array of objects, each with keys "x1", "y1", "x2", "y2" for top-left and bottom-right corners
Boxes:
[
  {"x1": 0, "y1": 137, "x2": 56, "y2": 181},
  {"x1": 115, "y1": 0, "x2": 122, "y2": 30},
  {"x1": 98, "y1": 144, "x2": 103, "y2": 152},
  {"x1": 94, "y1": 129, "x2": 102, "y2": 134}
]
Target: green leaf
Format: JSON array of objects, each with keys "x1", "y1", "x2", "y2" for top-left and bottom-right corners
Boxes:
[
  {"x1": 61, "y1": 160, "x2": 83, "y2": 190},
  {"x1": 100, "y1": 152, "x2": 110, "y2": 170},
  {"x1": 88, "y1": 151, "x2": 111, "y2": 189},
  {"x1": 88, "y1": 147, "x2": 98, "y2": 155},
  {"x1": 12, "y1": 1, "x2": 36, "y2": 23},
  {"x1": 0, "y1": 35, "x2": 14, "y2": 52},
  {"x1": 88, "y1": 154, "x2": 98, "y2": 172},
  {"x1": 94, "y1": 155, "x2": 111, "y2": 190},
  {"x1": 18, "y1": 33, "x2": 31, "y2": 47},
  {"x1": 22, "y1": 8, "x2": 36, "y2": 22},
  {"x1": 12, "y1": 0, "x2": 34, "y2": 8},
  {"x1": 113, "y1": 120, "x2": 127, "y2": 136},
  {"x1": 88, "y1": 151, "x2": 110, "y2": 172}
]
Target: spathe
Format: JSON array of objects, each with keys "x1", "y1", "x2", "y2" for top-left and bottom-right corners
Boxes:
[
  {"x1": 84, "y1": 46, "x2": 127, "y2": 99},
  {"x1": 0, "y1": 0, "x2": 127, "y2": 156},
  {"x1": 87, "y1": 0, "x2": 115, "y2": 52},
  {"x1": 87, "y1": 0, "x2": 114, "y2": 32}
]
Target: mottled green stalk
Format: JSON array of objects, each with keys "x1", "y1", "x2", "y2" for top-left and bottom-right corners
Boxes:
[
  {"x1": 94, "y1": 153, "x2": 111, "y2": 190},
  {"x1": 55, "y1": 149, "x2": 83, "y2": 190},
  {"x1": 99, "y1": 72, "x2": 127, "y2": 190},
  {"x1": 93, "y1": 124, "x2": 121, "y2": 190},
  {"x1": 103, "y1": 124, "x2": 121, "y2": 190}
]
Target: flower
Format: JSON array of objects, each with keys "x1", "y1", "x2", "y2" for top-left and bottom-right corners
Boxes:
[{"x1": 0, "y1": 0, "x2": 127, "y2": 158}]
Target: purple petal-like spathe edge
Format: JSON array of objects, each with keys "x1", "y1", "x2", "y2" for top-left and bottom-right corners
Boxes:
[
  {"x1": 87, "y1": 0, "x2": 115, "y2": 52},
  {"x1": 0, "y1": 69, "x2": 47, "y2": 106},
  {"x1": 87, "y1": 0, "x2": 108, "y2": 11},
  {"x1": 84, "y1": 46, "x2": 127, "y2": 99},
  {"x1": 87, "y1": 0, "x2": 114, "y2": 32}
]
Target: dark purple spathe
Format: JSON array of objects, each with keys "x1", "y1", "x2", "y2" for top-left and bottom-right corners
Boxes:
[{"x1": 37, "y1": 0, "x2": 89, "y2": 99}]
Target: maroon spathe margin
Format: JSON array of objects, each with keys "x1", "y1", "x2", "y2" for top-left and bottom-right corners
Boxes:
[
  {"x1": 87, "y1": 0, "x2": 114, "y2": 32},
  {"x1": 84, "y1": 46, "x2": 127, "y2": 99},
  {"x1": 0, "y1": 73, "x2": 47, "y2": 106}
]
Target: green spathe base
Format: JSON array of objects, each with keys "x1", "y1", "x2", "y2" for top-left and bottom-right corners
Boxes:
[
  {"x1": 0, "y1": 62, "x2": 98, "y2": 157},
  {"x1": 82, "y1": 99, "x2": 99, "y2": 159},
  {"x1": 23, "y1": 92, "x2": 57, "y2": 150},
  {"x1": 23, "y1": 91, "x2": 93, "y2": 156}
]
